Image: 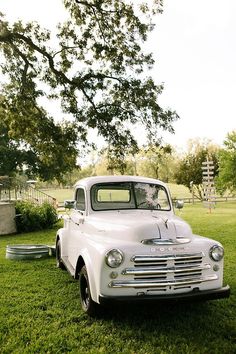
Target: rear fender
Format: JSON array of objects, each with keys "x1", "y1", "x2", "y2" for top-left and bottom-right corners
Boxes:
[{"x1": 56, "y1": 228, "x2": 68, "y2": 257}]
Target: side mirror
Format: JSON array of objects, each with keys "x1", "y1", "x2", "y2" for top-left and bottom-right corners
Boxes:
[
  {"x1": 64, "y1": 200, "x2": 76, "y2": 209},
  {"x1": 175, "y1": 200, "x2": 184, "y2": 210}
]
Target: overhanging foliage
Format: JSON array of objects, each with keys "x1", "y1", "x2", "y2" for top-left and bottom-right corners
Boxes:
[{"x1": 0, "y1": 0, "x2": 178, "y2": 181}]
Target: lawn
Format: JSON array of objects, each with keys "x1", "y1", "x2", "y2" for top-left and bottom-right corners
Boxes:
[
  {"x1": 41, "y1": 188, "x2": 74, "y2": 204},
  {"x1": 0, "y1": 203, "x2": 235, "y2": 353}
]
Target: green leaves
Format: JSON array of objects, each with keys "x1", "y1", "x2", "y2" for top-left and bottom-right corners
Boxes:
[
  {"x1": 0, "y1": 0, "x2": 178, "y2": 181},
  {"x1": 0, "y1": 94, "x2": 78, "y2": 182},
  {"x1": 217, "y1": 131, "x2": 236, "y2": 193},
  {"x1": 174, "y1": 140, "x2": 219, "y2": 200},
  {"x1": 15, "y1": 201, "x2": 58, "y2": 233}
]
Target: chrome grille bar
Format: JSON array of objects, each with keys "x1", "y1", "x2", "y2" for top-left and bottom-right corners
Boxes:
[
  {"x1": 122, "y1": 264, "x2": 211, "y2": 276},
  {"x1": 109, "y1": 274, "x2": 218, "y2": 289},
  {"x1": 131, "y1": 252, "x2": 204, "y2": 263}
]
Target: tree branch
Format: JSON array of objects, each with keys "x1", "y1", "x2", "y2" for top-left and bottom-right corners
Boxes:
[
  {"x1": 0, "y1": 30, "x2": 123, "y2": 112},
  {"x1": 90, "y1": 6, "x2": 109, "y2": 45},
  {"x1": 9, "y1": 42, "x2": 37, "y2": 88},
  {"x1": 74, "y1": 0, "x2": 120, "y2": 14},
  {"x1": 52, "y1": 45, "x2": 81, "y2": 58}
]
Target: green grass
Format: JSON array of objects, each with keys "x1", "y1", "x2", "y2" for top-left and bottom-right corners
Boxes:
[
  {"x1": 0, "y1": 204, "x2": 236, "y2": 353},
  {"x1": 42, "y1": 188, "x2": 74, "y2": 203}
]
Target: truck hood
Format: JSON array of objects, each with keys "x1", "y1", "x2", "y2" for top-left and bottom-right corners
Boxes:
[{"x1": 86, "y1": 210, "x2": 192, "y2": 242}]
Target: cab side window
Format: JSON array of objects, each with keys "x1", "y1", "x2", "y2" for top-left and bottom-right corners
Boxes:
[{"x1": 75, "y1": 188, "x2": 86, "y2": 211}]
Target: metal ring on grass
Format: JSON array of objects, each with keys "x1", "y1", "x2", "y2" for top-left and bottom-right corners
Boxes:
[{"x1": 6, "y1": 244, "x2": 50, "y2": 260}]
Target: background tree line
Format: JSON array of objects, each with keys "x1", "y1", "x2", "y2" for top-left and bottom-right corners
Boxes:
[
  {"x1": 37, "y1": 133, "x2": 235, "y2": 199},
  {"x1": 1, "y1": 118, "x2": 236, "y2": 197},
  {"x1": 0, "y1": 1, "x2": 235, "y2": 197}
]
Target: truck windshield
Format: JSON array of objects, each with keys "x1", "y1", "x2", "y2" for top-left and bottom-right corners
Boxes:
[{"x1": 91, "y1": 182, "x2": 171, "y2": 211}]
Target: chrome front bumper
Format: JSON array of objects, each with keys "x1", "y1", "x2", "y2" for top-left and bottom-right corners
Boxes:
[
  {"x1": 109, "y1": 274, "x2": 218, "y2": 289},
  {"x1": 99, "y1": 285, "x2": 230, "y2": 305}
]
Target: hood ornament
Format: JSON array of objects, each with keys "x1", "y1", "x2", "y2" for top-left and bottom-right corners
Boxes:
[
  {"x1": 152, "y1": 215, "x2": 169, "y2": 229},
  {"x1": 164, "y1": 218, "x2": 168, "y2": 229}
]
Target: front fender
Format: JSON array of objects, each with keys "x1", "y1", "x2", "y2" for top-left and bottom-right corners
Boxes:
[{"x1": 78, "y1": 248, "x2": 101, "y2": 304}]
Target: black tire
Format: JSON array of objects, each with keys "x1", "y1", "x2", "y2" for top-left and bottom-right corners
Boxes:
[
  {"x1": 56, "y1": 240, "x2": 65, "y2": 270},
  {"x1": 79, "y1": 265, "x2": 100, "y2": 316}
]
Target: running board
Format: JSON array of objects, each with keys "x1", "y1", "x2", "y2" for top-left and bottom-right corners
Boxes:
[{"x1": 61, "y1": 256, "x2": 75, "y2": 277}]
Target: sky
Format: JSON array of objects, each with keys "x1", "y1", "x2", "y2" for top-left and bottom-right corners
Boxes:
[{"x1": 1, "y1": 0, "x2": 236, "y2": 151}]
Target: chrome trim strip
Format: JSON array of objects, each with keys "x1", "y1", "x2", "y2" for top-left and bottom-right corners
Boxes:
[
  {"x1": 141, "y1": 238, "x2": 191, "y2": 245},
  {"x1": 122, "y1": 264, "x2": 211, "y2": 275},
  {"x1": 131, "y1": 252, "x2": 204, "y2": 262},
  {"x1": 109, "y1": 274, "x2": 218, "y2": 288}
]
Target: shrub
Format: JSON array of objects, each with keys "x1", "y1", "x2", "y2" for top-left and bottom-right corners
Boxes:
[{"x1": 15, "y1": 201, "x2": 58, "y2": 233}]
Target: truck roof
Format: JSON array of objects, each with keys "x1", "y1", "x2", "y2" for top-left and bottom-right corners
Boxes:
[{"x1": 74, "y1": 175, "x2": 166, "y2": 189}]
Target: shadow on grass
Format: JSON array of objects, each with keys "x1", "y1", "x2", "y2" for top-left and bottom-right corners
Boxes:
[
  {"x1": 92, "y1": 298, "x2": 235, "y2": 350},
  {"x1": 98, "y1": 298, "x2": 224, "y2": 321}
]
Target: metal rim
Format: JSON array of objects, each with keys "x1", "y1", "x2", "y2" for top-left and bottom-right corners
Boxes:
[{"x1": 80, "y1": 272, "x2": 91, "y2": 311}]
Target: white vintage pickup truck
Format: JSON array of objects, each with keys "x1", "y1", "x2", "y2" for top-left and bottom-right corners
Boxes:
[{"x1": 56, "y1": 175, "x2": 230, "y2": 315}]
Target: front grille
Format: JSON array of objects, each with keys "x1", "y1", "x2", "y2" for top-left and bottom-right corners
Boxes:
[
  {"x1": 130, "y1": 253, "x2": 205, "y2": 282},
  {"x1": 109, "y1": 252, "x2": 218, "y2": 290}
]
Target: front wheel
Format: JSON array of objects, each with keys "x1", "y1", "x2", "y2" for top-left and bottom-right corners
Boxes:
[{"x1": 79, "y1": 265, "x2": 100, "y2": 316}]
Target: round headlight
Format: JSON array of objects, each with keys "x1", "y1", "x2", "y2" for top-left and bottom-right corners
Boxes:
[
  {"x1": 105, "y1": 249, "x2": 124, "y2": 268},
  {"x1": 209, "y1": 245, "x2": 224, "y2": 261}
]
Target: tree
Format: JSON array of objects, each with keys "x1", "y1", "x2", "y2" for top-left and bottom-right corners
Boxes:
[
  {"x1": 174, "y1": 139, "x2": 219, "y2": 200},
  {"x1": 0, "y1": 95, "x2": 78, "y2": 182},
  {"x1": 0, "y1": 99, "x2": 36, "y2": 177},
  {"x1": 86, "y1": 146, "x2": 131, "y2": 175},
  {"x1": 216, "y1": 131, "x2": 236, "y2": 193},
  {"x1": 0, "y1": 0, "x2": 178, "y2": 181},
  {"x1": 137, "y1": 144, "x2": 173, "y2": 181},
  {"x1": 0, "y1": 118, "x2": 30, "y2": 176},
  {"x1": 87, "y1": 143, "x2": 174, "y2": 178}
]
